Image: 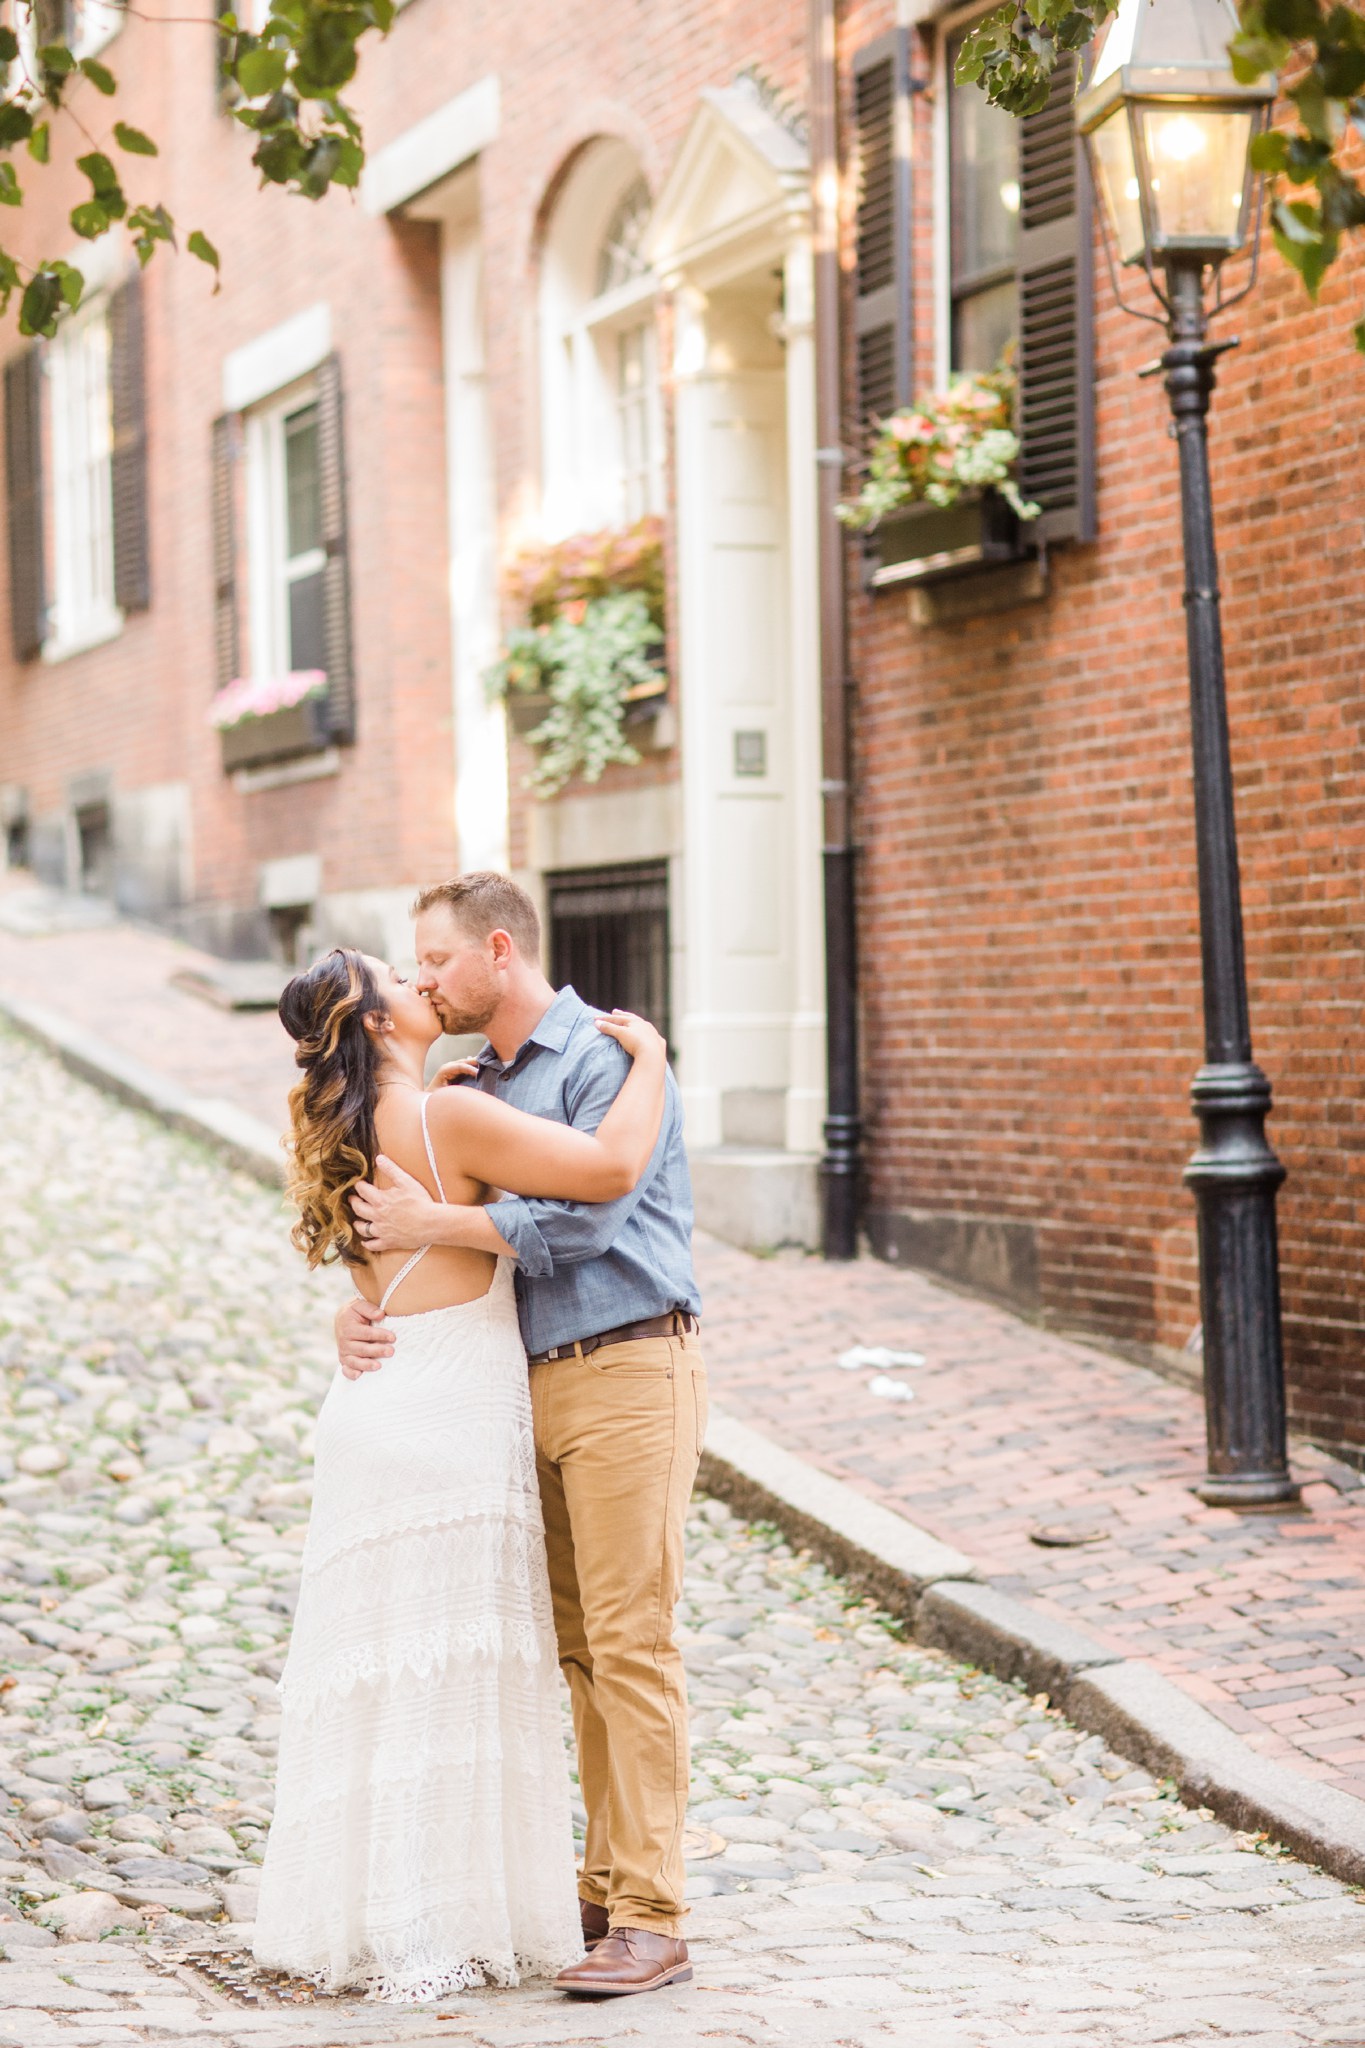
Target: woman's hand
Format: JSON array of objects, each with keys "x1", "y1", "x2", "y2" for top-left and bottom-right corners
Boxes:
[
  {"x1": 595, "y1": 1009, "x2": 666, "y2": 1061},
  {"x1": 427, "y1": 1057, "x2": 481, "y2": 1090}
]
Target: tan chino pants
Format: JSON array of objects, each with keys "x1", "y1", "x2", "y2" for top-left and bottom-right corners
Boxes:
[{"x1": 530, "y1": 1331, "x2": 706, "y2": 1937}]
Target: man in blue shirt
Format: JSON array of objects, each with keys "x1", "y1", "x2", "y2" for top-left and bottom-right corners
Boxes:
[{"x1": 337, "y1": 872, "x2": 703, "y2": 1998}]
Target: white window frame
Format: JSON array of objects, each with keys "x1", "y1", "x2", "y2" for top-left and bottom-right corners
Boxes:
[
  {"x1": 539, "y1": 148, "x2": 664, "y2": 539},
  {"x1": 15, "y1": 0, "x2": 122, "y2": 73},
  {"x1": 244, "y1": 376, "x2": 324, "y2": 683},
  {"x1": 44, "y1": 294, "x2": 121, "y2": 662}
]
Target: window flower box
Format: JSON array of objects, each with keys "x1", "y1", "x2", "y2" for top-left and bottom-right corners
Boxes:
[
  {"x1": 866, "y1": 489, "x2": 1027, "y2": 591},
  {"x1": 210, "y1": 671, "x2": 331, "y2": 774},
  {"x1": 486, "y1": 519, "x2": 669, "y2": 796}
]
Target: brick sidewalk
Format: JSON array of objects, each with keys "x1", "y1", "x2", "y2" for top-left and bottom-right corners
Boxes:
[{"x1": 4, "y1": 898, "x2": 1364, "y2": 1806}]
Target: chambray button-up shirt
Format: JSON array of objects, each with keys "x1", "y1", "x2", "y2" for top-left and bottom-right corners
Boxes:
[{"x1": 471, "y1": 986, "x2": 701, "y2": 1358}]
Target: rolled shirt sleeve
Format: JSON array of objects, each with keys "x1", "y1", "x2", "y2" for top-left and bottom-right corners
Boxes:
[{"x1": 489, "y1": 1038, "x2": 668, "y2": 1277}]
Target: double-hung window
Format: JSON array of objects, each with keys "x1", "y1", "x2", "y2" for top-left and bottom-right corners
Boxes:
[
  {"x1": 934, "y1": 10, "x2": 1096, "y2": 542},
  {"x1": 47, "y1": 298, "x2": 119, "y2": 656},
  {"x1": 246, "y1": 389, "x2": 327, "y2": 680},
  {"x1": 946, "y1": 23, "x2": 1021, "y2": 375}
]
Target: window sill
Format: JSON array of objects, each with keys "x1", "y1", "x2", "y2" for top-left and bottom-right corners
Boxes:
[
  {"x1": 231, "y1": 747, "x2": 342, "y2": 795},
  {"x1": 42, "y1": 610, "x2": 125, "y2": 665}
]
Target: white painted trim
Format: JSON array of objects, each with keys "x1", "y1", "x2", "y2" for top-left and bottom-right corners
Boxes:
[
  {"x1": 361, "y1": 75, "x2": 500, "y2": 218},
  {"x1": 222, "y1": 304, "x2": 331, "y2": 415},
  {"x1": 440, "y1": 211, "x2": 507, "y2": 871},
  {"x1": 41, "y1": 607, "x2": 122, "y2": 665}
]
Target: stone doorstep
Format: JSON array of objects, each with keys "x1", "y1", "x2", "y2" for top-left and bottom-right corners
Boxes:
[
  {"x1": 700, "y1": 1411, "x2": 1365, "y2": 1894},
  {"x1": 7, "y1": 978, "x2": 1365, "y2": 1896}
]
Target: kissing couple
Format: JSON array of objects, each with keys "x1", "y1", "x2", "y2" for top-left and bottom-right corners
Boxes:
[{"x1": 249, "y1": 870, "x2": 705, "y2": 2004}]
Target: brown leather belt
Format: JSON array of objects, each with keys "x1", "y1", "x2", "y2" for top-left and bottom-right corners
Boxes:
[{"x1": 528, "y1": 1309, "x2": 699, "y2": 1366}]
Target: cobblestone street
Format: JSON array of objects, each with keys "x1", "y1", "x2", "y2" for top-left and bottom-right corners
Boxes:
[{"x1": 1, "y1": 1022, "x2": 1364, "y2": 2047}]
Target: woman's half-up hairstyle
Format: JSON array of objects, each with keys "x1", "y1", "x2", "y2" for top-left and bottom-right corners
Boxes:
[{"x1": 278, "y1": 948, "x2": 388, "y2": 1267}]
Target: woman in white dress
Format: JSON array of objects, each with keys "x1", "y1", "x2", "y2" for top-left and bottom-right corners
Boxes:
[{"x1": 252, "y1": 946, "x2": 667, "y2": 2004}]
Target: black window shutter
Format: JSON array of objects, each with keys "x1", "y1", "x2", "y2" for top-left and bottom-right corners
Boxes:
[
  {"x1": 210, "y1": 412, "x2": 239, "y2": 692},
  {"x1": 852, "y1": 31, "x2": 913, "y2": 431},
  {"x1": 315, "y1": 351, "x2": 354, "y2": 744},
  {"x1": 5, "y1": 348, "x2": 46, "y2": 662},
  {"x1": 109, "y1": 273, "x2": 150, "y2": 614},
  {"x1": 1016, "y1": 52, "x2": 1096, "y2": 543}
]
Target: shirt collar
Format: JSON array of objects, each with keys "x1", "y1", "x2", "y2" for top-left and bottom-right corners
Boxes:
[{"x1": 476, "y1": 984, "x2": 587, "y2": 1069}]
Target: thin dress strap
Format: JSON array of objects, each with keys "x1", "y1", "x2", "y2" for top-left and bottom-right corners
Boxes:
[{"x1": 374, "y1": 1093, "x2": 446, "y2": 1314}]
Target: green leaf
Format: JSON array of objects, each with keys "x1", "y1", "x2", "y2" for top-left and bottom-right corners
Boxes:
[
  {"x1": 1291, "y1": 72, "x2": 1336, "y2": 145},
  {"x1": 37, "y1": 41, "x2": 76, "y2": 77},
  {"x1": 113, "y1": 121, "x2": 158, "y2": 157},
  {"x1": 20, "y1": 271, "x2": 64, "y2": 338},
  {"x1": 0, "y1": 104, "x2": 34, "y2": 146},
  {"x1": 330, "y1": 134, "x2": 363, "y2": 187},
  {"x1": 253, "y1": 129, "x2": 304, "y2": 184},
  {"x1": 0, "y1": 26, "x2": 19, "y2": 62},
  {"x1": 27, "y1": 122, "x2": 50, "y2": 164},
  {"x1": 235, "y1": 45, "x2": 288, "y2": 95},
  {"x1": 0, "y1": 162, "x2": 21, "y2": 207},
  {"x1": 188, "y1": 228, "x2": 220, "y2": 274},
  {"x1": 1264, "y1": 0, "x2": 1325, "y2": 37},
  {"x1": 77, "y1": 55, "x2": 116, "y2": 93},
  {"x1": 53, "y1": 259, "x2": 84, "y2": 309},
  {"x1": 1229, "y1": 30, "x2": 1290, "y2": 84},
  {"x1": 1353, "y1": 312, "x2": 1365, "y2": 352},
  {"x1": 70, "y1": 198, "x2": 110, "y2": 239},
  {"x1": 1249, "y1": 128, "x2": 1291, "y2": 172}
]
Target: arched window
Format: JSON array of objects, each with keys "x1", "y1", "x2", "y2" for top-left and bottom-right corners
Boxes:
[{"x1": 539, "y1": 146, "x2": 663, "y2": 537}]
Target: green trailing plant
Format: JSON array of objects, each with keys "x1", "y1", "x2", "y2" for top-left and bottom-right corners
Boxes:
[
  {"x1": 838, "y1": 366, "x2": 1040, "y2": 530},
  {"x1": 954, "y1": 0, "x2": 1365, "y2": 352},
  {"x1": 486, "y1": 519, "x2": 668, "y2": 797},
  {"x1": 487, "y1": 591, "x2": 661, "y2": 798}
]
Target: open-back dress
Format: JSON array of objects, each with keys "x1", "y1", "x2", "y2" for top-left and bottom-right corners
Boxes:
[{"x1": 252, "y1": 1093, "x2": 582, "y2": 2002}]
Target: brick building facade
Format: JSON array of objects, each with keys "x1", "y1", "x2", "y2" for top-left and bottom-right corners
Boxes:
[
  {"x1": 844, "y1": 3, "x2": 1365, "y2": 1460},
  {"x1": 1, "y1": 1, "x2": 1362, "y2": 1454}
]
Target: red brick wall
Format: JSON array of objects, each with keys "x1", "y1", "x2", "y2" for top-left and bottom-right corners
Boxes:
[
  {"x1": 0, "y1": 0, "x2": 807, "y2": 928},
  {"x1": 846, "y1": 22, "x2": 1365, "y2": 1454}
]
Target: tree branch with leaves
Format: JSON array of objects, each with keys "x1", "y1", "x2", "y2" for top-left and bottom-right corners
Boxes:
[
  {"x1": 0, "y1": 0, "x2": 392, "y2": 336},
  {"x1": 955, "y1": 0, "x2": 1365, "y2": 352}
]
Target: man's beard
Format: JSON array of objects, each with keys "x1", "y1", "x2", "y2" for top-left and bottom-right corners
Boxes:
[{"x1": 429, "y1": 991, "x2": 497, "y2": 1037}]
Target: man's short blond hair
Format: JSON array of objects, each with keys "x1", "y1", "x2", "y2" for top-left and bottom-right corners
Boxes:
[{"x1": 411, "y1": 872, "x2": 541, "y2": 959}]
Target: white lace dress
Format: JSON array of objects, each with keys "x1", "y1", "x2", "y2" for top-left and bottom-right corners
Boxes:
[{"x1": 252, "y1": 1099, "x2": 583, "y2": 2003}]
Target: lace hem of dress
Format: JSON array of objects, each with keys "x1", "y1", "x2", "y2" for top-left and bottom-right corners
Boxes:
[{"x1": 283, "y1": 1945, "x2": 572, "y2": 2005}]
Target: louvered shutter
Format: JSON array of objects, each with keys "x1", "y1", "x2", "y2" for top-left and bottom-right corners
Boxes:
[
  {"x1": 315, "y1": 352, "x2": 354, "y2": 744},
  {"x1": 109, "y1": 273, "x2": 150, "y2": 614},
  {"x1": 1016, "y1": 53, "x2": 1096, "y2": 544},
  {"x1": 852, "y1": 32, "x2": 913, "y2": 431},
  {"x1": 5, "y1": 348, "x2": 46, "y2": 662},
  {"x1": 210, "y1": 412, "x2": 239, "y2": 691}
]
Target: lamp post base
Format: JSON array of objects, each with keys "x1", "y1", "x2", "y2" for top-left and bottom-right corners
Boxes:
[{"x1": 1194, "y1": 1469, "x2": 1303, "y2": 1509}]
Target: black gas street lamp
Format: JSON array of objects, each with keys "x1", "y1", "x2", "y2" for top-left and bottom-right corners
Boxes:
[{"x1": 1076, "y1": 0, "x2": 1300, "y2": 1508}]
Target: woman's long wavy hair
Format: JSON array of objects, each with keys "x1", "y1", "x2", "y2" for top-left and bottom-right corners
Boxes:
[{"x1": 278, "y1": 948, "x2": 389, "y2": 1268}]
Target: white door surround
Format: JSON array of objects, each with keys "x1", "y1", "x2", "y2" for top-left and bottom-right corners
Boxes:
[{"x1": 649, "y1": 81, "x2": 826, "y2": 1166}]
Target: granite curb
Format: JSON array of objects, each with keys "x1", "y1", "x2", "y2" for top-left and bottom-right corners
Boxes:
[
  {"x1": 0, "y1": 990, "x2": 286, "y2": 1188},
  {"x1": 7, "y1": 984, "x2": 1365, "y2": 1893},
  {"x1": 701, "y1": 1417, "x2": 1365, "y2": 1890}
]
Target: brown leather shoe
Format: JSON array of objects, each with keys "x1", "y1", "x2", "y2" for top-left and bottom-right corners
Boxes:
[
  {"x1": 555, "y1": 1925, "x2": 691, "y2": 1997},
  {"x1": 579, "y1": 1899, "x2": 609, "y2": 1948}
]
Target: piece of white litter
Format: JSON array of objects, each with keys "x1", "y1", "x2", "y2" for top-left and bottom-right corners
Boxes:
[
  {"x1": 837, "y1": 1345, "x2": 926, "y2": 1372},
  {"x1": 867, "y1": 1375, "x2": 915, "y2": 1401}
]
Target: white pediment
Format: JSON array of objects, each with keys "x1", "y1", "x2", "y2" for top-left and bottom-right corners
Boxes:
[{"x1": 647, "y1": 82, "x2": 809, "y2": 285}]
